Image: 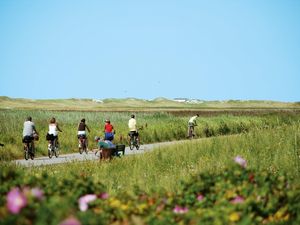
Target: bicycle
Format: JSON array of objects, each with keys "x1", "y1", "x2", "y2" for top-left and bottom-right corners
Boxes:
[
  {"x1": 23, "y1": 138, "x2": 35, "y2": 160},
  {"x1": 78, "y1": 135, "x2": 88, "y2": 154},
  {"x1": 188, "y1": 124, "x2": 197, "y2": 139},
  {"x1": 48, "y1": 138, "x2": 59, "y2": 158},
  {"x1": 128, "y1": 132, "x2": 140, "y2": 150}
]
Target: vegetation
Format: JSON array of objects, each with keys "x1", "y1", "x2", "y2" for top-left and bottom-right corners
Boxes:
[
  {"x1": 1, "y1": 109, "x2": 300, "y2": 160},
  {"x1": 1, "y1": 98, "x2": 300, "y2": 224},
  {"x1": 0, "y1": 124, "x2": 300, "y2": 224},
  {"x1": 1, "y1": 96, "x2": 300, "y2": 111}
]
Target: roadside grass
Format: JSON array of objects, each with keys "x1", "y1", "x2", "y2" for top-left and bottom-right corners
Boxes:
[{"x1": 22, "y1": 123, "x2": 300, "y2": 194}]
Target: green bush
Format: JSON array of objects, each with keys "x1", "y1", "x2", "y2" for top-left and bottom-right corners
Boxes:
[{"x1": 1, "y1": 158, "x2": 300, "y2": 225}]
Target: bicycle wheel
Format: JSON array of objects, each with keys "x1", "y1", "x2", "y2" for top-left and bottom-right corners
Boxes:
[
  {"x1": 83, "y1": 140, "x2": 88, "y2": 154},
  {"x1": 30, "y1": 144, "x2": 35, "y2": 160},
  {"x1": 48, "y1": 142, "x2": 53, "y2": 159},
  {"x1": 188, "y1": 127, "x2": 193, "y2": 139},
  {"x1": 24, "y1": 145, "x2": 29, "y2": 160},
  {"x1": 55, "y1": 149, "x2": 59, "y2": 157},
  {"x1": 129, "y1": 139, "x2": 134, "y2": 150},
  {"x1": 78, "y1": 140, "x2": 83, "y2": 154},
  {"x1": 55, "y1": 143, "x2": 59, "y2": 158},
  {"x1": 136, "y1": 143, "x2": 140, "y2": 150}
]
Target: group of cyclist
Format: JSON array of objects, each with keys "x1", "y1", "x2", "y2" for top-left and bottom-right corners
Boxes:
[
  {"x1": 21, "y1": 114, "x2": 141, "y2": 154},
  {"x1": 22, "y1": 113, "x2": 199, "y2": 156}
]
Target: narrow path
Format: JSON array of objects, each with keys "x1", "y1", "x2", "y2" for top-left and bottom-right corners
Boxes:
[{"x1": 15, "y1": 139, "x2": 189, "y2": 167}]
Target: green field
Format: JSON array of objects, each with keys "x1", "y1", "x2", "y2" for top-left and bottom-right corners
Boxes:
[
  {"x1": 1, "y1": 108, "x2": 300, "y2": 160},
  {"x1": 1, "y1": 98, "x2": 300, "y2": 224}
]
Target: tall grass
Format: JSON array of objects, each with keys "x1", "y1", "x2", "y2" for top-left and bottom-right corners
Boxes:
[
  {"x1": 1, "y1": 109, "x2": 299, "y2": 160},
  {"x1": 22, "y1": 123, "x2": 300, "y2": 194}
]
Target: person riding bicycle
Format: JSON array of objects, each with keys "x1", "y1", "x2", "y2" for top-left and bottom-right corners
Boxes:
[
  {"x1": 188, "y1": 114, "x2": 199, "y2": 138},
  {"x1": 128, "y1": 114, "x2": 139, "y2": 141},
  {"x1": 77, "y1": 118, "x2": 90, "y2": 147},
  {"x1": 22, "y1": 116, "x2": 39, "y2": 149},
  {"x1": 104, "y1": 119, "x2": 114, "y2": 141},
  {"x1": 47, "y1": 117, "x2": 62, "y2": 151}
]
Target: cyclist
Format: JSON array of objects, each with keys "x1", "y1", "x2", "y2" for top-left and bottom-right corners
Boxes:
[
  {"x1": 104, "y1": 119, "x2": 114, "y2": 141},
  {"x1": 47, "y1": 117, "x2": 62, "y2": 151},
  {"x1": 128, "y1": 114, "x2": 139, "y2": 142},
  {"x1": 188, "y1": 114, "x2": 199, "y2": 138},
  {"x1": 77, "y1": 118, "x2": 90, "y2": 147},
  {"x1": 22, "y1": 116, "x2": 39, "y2": 149}
]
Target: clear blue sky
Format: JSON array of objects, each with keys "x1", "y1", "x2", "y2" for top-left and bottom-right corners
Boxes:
[{"x1": 0, "y1": 0, "x2": 299, "y2": 102}]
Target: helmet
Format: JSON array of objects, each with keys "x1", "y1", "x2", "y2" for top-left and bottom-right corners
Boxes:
[{"x1": 81, "y1": 118, "x2": 86, "y2": 123}]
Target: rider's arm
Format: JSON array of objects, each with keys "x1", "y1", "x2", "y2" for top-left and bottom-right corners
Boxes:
[
  {"x1": 57, "y1": 123, "x2": 62, "y2": 132},
  {"x1": 32, "y1": 124, "x2": 38, "y2": 135},
  {"x1": 86, "y1": 125, "x2": 91, "y2": 132}
]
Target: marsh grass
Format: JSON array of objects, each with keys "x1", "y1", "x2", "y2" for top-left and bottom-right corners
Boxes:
[
  {"x1": 1, "y1": 109, "x2": 299, "y2": 160},
  {"x1": 23, "y1": 123, "x2": 300, "y2": 195}
]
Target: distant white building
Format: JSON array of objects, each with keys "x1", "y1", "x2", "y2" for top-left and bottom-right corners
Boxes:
[
  {"x1": 92, "y1": 99, "x2": 103, "y2": 103},
  {"x1": 173, "y1": 98, "x2": 204, "y2": 104},
  {"x1": 173, "y1": 98, "x2": 188, "y2": 103}
]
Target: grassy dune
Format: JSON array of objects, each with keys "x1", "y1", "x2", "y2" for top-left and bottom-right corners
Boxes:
[{"x1": 1, "y1": 96, "x2": 299, "y2": 111}]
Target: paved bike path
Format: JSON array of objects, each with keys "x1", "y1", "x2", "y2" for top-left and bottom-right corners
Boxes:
[{"x1": 15, "y1": 140, "x2": 187, "y2": 167}]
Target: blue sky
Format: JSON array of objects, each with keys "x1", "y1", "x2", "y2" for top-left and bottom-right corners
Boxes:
[{"x1": 0, "y1": 0, "x2": 299, "y2": 102}]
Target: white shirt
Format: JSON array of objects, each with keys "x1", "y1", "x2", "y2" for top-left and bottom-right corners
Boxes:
[
  {"x1": 23, "y1": 121, "x2": 35, "y2": 137},
  {"x1": 128, "y1": 118, "x2": 137, "y2": 131},
  {"x1": 49, "y1": 124, "x2": 58, "y2": 136},
  {"x1": 188, "y1": 116, "x2": 198, "y2": 125}
]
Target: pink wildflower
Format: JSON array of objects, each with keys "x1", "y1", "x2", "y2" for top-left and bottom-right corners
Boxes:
[
  {"x1": 6, "y1": 187, "x2": 27, "y2": 214},
  {"x1": 231, "y1": 196, "x2": 245, "y2": 204},
  {"x1": 234, "y1": 156, "x2": 247, "y2": 168},
  {"x1": 78, "y1": 194, "x2": 97, "y2": 211},
  {"x1": 197, "y1": 194, "x2": 204, "y2": 201},
  {"x1": 31, "y1": 187, "x2": 44, "y2": 200},
  {"x1": 59, "y1": 217, "x2": 81, "y2": 225},
  {"x1": 99, "y1": 192, "x2": 109, "y2": 199},
  {"x1": 173, "y1": 205, "x2": 189, "y2": 214}
]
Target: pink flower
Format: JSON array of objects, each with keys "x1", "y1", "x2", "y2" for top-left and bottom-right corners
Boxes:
[
  {"x1": 78, "y1": 194, "x2": 97, "y2": 211},
  {"x1": 31, "y1": 187, "x2": 44, "y2": 200},
  {"x1": 197, "y1": 194, "x2": 204, "y2": 201},
  {"x1": 59, "y1": 217, "x2": 81, "y2": 225},
  {"x1": 6, "y1": 187, "x2": 27, "y2": 214},
  {"x1": 234, "y1": 156, "x2": 247, "y2": 168},
  {"x1": 99, "y1": 192, "x2": 109, "y2": 199},
  {"x1": 231, "y1": 196, "x2": 245, "y2": 204},
  {"x1": 173, "y1": 205, "x2": 189, "y2": 214}
]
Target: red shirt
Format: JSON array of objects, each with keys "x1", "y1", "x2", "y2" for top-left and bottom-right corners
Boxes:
[{"x1": 104, "y1": 123, "x2": 113, "y2": 133}]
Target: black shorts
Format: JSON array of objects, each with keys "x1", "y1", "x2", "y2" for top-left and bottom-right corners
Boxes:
[
  {"x1": 23, "y1": 136, "x2": 33, "y2": 143},
  {"x1": 46, "y1": 133, "x2": 58, "y2": 141},
  {"x1": 128, "y1": 131, "x2": 139, "y2": 137}
]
